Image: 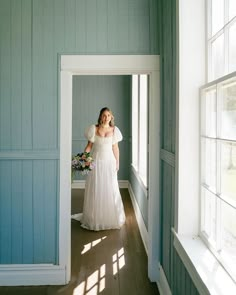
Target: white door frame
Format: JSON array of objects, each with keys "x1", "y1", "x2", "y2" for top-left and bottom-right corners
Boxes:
[{"x1": 60, "y1": 55, "x2": 161, "y2": 283}]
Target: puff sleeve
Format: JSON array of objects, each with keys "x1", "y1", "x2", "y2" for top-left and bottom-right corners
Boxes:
[
  {"x1": 112, "y1": 126, "x2": 123, "y2": 144},
  {"x1": 84, "y1": 125, "x2": 96, "y2": 143}
]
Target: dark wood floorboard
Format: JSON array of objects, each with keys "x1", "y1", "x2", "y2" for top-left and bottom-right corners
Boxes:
[{"x1": 0, "y1": 189, "x2": 159, "y2": 295}]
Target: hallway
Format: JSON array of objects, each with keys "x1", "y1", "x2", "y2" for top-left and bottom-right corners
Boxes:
[{"x1": 0, "y1": 189, "x2": 159, "y2": 295}]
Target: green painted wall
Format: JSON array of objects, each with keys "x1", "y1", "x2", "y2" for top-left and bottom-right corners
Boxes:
[
  {"x1": 159, "y1": 0, "x2": 199, "y2": 293},
  {"x1": 0, "y1": 0, "x2": 158, "y2": 264},
  {"x1": 72, "y1": 75, "x2": 131, "y2": 181}
]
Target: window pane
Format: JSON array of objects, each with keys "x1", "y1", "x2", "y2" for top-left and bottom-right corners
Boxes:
[
  {"x1": 201, "y1": 88, "x2": 217, "y2": 137},
  {"x1": 201, "y1": 187, "x2": 217, "y2": 243},
  {"x1": 212, "y1": 0, "x2": 224, "y2": 36},
  {"x1": 139, "y1": 75, "x2": 148, "y2": 186},
  {"x1": 220, "y1": 82, "x2": 236, "y2": 140},
  {"x1": 229, "y1": 0, "x2": 236, "y2": 21},
  {"x1": 221, "y1": 201, "x2": 236, "y2": 280},
  {"x1": 211, "y1": 34, "x2": 225, "y2": 80},
  {"x1": 202, "y1": 138, "x2": 217, "y2": 192},
  {"x1": 229, "y1": 22, "x2": 236, "y2": 73},
  {"x1": 132, "y1": 75, "x2": 138, "y2": 168},
  {"x1": 221, "y1": 142, "x2": 236, "y2": 202}
]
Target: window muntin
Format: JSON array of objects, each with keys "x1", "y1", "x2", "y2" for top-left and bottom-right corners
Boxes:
[
  {"x1": 131, "y1": 75, "x2": 149, "y2": 189},
  {"x1": 208, "y1": 0, "x2": 236, "y2": 81},
  {"x1": 200, "y1": 77, "x2": 236, "y2": 282}
]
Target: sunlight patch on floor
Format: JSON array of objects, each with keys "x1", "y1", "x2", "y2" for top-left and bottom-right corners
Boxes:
[
  {"x1": 81, "y1": 236, "x2": 107, "y2": 255},
  {"x1": 73, "y1": 264, "x2": 106, "y2": 295},
  {"x1": 73, "y1": 248, "x2": 125, "y2": 294}
]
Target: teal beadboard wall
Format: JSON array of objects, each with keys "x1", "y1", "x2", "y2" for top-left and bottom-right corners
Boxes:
[
  {"x1": 72, "y1": 75, "x2": 131, "y2": 181},
  {"x1": 0, "y1": 0, "x2": 158, "y2": 264},
  {"x1": 159, "y1": 0, "x2": 199, "y2": 293},
  {"x1": 0, "y1": 0, "x2": 201, "y2": 292}
]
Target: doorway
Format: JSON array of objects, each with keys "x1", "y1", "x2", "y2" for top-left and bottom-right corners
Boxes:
[{"x1": 59, "y1": 55, "x2": 160, "y2": 284}]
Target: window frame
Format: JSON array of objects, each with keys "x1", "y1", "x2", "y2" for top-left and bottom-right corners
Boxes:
[
  {"x1": 200, "y1": 71, "x2": 236, "y2": 282},
  {"x1": 131, "y1": 74, "x2": 149, "y2": 192},
  {"x1": 207, "y1": 0, "x2": 236, "y2": 81}
]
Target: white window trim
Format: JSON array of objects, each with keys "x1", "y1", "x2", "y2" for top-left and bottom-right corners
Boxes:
[
  {"x1": 176, "y1": 0, "x2": 236, "y2": 294},
  {"x1": 131, "y1": 164, "x2": 148, "y2": 198},
  {"x1": 200, "y1": 71, "x2": 236, "y2": 282},
  {"x1": 131, "y1": 74, "x2": 149, "y2": 191}
]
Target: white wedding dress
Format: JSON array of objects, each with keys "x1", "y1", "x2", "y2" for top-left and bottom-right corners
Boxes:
[{"x1": 80, "y1": 125, "x2": 126, "y2": 231}]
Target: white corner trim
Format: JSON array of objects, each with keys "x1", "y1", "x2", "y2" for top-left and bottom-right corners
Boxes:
[
  {"x1": 128, "y1": 183, "x2": 148, "y2": 254},
  {"x1": 172, "y1": 229, "x2": 236, "y2": 295},
  {"x1": 157, "y1": 264, "x2": 172, "y2": 295},
  {"x1": 71, "y1": 180, "x2": 129, "y2": 189},
  {"x1": 0, "y1": 265, "x2": 66, "y2": 286}
]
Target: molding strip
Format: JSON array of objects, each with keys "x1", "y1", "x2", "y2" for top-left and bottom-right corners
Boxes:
[
  {"x1": 72, "y1": 180, "x2": 129, "y2": 189},
  {"x1": 128, "y1": 183, "x2": 148, "y2": 254},
  {"x1": 0, "y1": 151, "x2": 59, "y2": 160},
  {"x1": 157, "y1": 264, "x2": 172, "y2": 295},
  {"x1": 0, "y1": 265, "x2": 65, "y2": 286},
  {"x1": 160, "y1": 149, "x2": 175, "y2": 167}
]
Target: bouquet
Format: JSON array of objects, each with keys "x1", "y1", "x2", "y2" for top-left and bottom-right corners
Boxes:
[{"x1": 71, "y1": 152, "x2": 95, "y2": 177}]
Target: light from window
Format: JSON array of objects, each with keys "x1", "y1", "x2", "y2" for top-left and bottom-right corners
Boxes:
[
  {"x1": 131, "y1": 75, "x2": 149, "y2": 189},
  {"x1": 132, "y1": 75, "x2": 138, "y2": 169},
  {"x1": 208, "y1": 0, "x2": 236, "y2": 80},
  {"x1": 201, "y1": 77, "x2": 236, "y2": 281}
]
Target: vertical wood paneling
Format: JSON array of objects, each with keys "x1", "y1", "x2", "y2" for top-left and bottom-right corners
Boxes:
[
  {"x1": 33, "y1": 0, "x2": 57, "y2": 149},
  {"x1": 33, "y1": 160, "x2": 45, "y2": 263},
  {"x1": 11, "y1": 0, "x2": 22, "y2": 150},
  {"x1": 160, "y1": 0, "x2": 199, "y2": 293},
  {"x1": 42, "y1": 0, "x2": 56, "y2": 149},
  {"x1": 0, "y1": 161, "x2": 12, "y2": 263},
  {"x1": 0, "y1": 0, "x2": 11, "y2": 150},
  {"x1": 54, "y1": 0, "x2": 65, "y2": 52},
  {"x1": 32, "y1": 0, "x2": 44, "y2": 149},
  {"x1": 86, "y1": 0, "x2": 97, "y2": 53},
  {"x1": 97, "y1": 0, "x2": 108, "y2": 52},
  {"x1": 75, "y1": 0, "x2": 86, "y2": 52},
  {"x1": 22, "y1": 160, "x2": 34, "y2": 263},
  {"x1": 108, "y1": 0, "x2": 119, "y2": 52},
  {"x1": 161, "y1": 161, "x2": 173, "y2": 282},
  {"x1": 22, "y1": 0, "x2": 32, "y2": 150},
  {"x1": 44, "y1": 161, "x2": 57, "y2": 263},
  {"x1": 0, "y1": 0, "x2": 159, "y2": 266},
  {"x1": 65, "y1": 0, "x2": 76, "y2": 52},
  {"x1": 11, "y1": 161, "x2": 23, "y2": 263},
  {"x1": 117, "y1": 0, "x2": 129, "y2": 52},
  {"x1": 150, "y1": 0, "x2": 159, "y2": 54}
]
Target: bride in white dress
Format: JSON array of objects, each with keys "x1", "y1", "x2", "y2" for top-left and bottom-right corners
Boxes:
[{"x1": 80, "y1": 107, "x2": 126, "y2": 231}]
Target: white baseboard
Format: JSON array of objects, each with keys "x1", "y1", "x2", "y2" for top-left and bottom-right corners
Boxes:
[
  {"x1": 0, "y1": 264, "x2": 66, "y2": 286},
  {"x1": 128, "y1": 183, "x2": 148, "y2": 254},
  {"x1": 71, "y1": 180, "x2": 85, "y2": 189},
  {"x1": 71, "y1": 180, "x2": 129, "y2": 189},
  {"x1": 157, "y1": 264, "x2": 172, "y2": 295}
]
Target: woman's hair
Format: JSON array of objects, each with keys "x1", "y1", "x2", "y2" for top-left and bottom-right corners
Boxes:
[{"x1": 97, "y1": 107, "x2": 115, "y2": 127}]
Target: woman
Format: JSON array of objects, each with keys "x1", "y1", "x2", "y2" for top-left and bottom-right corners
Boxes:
[{"x1": 80, "y1": 107, "x2": 126, "y2": 231}]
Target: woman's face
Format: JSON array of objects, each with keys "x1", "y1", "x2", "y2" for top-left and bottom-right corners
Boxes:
[{"x1": 101, "y1": 110, "x2": 112, "y2": 124}]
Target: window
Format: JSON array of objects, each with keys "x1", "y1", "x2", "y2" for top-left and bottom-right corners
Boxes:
[
  {"x1": 208, "y1": 0, "x2": 236, "y2": 81},
  {"x1": 200, "y1": 0, "x2": 236, "y2": 281},
  {"x1": 132, "y1": 75, "x2": 149, "y2": 188}
]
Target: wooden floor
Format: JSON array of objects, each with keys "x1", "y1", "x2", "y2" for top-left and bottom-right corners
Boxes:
[{"x1": 0, "y1": 189, "x2": 159, "y2": 295}]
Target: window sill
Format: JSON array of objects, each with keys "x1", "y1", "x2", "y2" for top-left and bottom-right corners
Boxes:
[
  {"x1": 131, "y1": 164, "x2": 148, "y2": 197},
  {"x1": 172, "y1": 229, "x2": 236, "y2": 295}
]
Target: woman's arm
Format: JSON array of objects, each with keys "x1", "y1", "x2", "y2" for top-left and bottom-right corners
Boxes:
[
  {"x1": 112, "y1": 143, "x2": 120, "y2": 171},
  {"x1": 84, "y1": 141, "x2": 93, "y2": 153}
]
